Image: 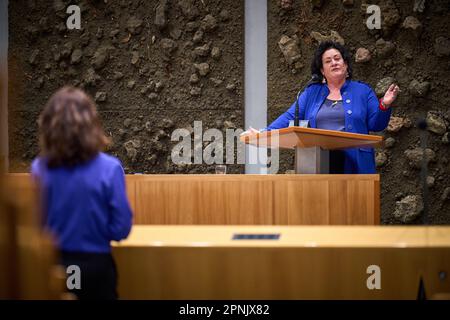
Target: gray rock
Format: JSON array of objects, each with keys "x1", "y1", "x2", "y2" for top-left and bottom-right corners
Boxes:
[
  {"x1": 83, "y1": 68, "x2": 101, "y2": 86},
  {"x1": 355, "y1": 48, "x2": 371, "y2": 63},
  {"x1": 376, "y1": 77, "x2": 396, "y2": 96},
  {"x1": 224, "y1": 120, "x2": 236, "y2": 129},
  {"x1": 95, "y1": 27, "x2": 103, "y2": 39},
  {"x1": 178, "y1": 0, "x2": 199, "y2": 20},
  {"x1": 194, "y1": 63, "x2": 210, "y2": 76},
  {"x1": 162, "y1": 118, "x2": 174, "y2": 129},
  {"x1": 95, "y1": 91, "x2": 107, "y2": 102},
  {"x1": 131, "y1": 51, "x2": 140, "y2": 65},
  {"x1": 113, "y1": 72, "x2": 124, "y2": 80},
  {"x1": 185, "y1": 22, "x2": 199, "y2": 32},
  {"x1": 70, "y1": 49, "x2": 83, "y2": 64},
  {"x1": 29, "y1": 49, "x2": 39, "y2": 65},
  {"x1": 160, "y1": 38, "x2": 177, "y2": 55},
  {"x1": 194, "y1": 43, "x2": 210, "y2": 57},
  {"x1": 280, "y1": 0, "x2": 294, "y2": 9},
  {"x1": 426, "y1": 112, "x2": 447, "y2": 135},
  {"x1": 53, "y1": 0, "x2": 65, "y2": 12},
  {"x1": 385, "y1": 137, "x2": 396, "y2": 148},
  {"x1": 442, "y1": 132, "x2": 449, "y2": 144},
  {"x1": 127, "y1": 80, "x2": 136, "y2": 89},
  {"x1": 409, "y1": 79, "x2": 430, "y2": 97},
  {"x1": 190, "y1": 86, "x2": 201, "y2": 96},
  {"x1": 310, "y1": 30, "x2": 345, "y2": 45},
  {"x1": 434, "y1": 37, "x2": 450, "y2": 57},
  {"x1": 148, "y1": 93, "x2": 158, "y2": 101},
  {"x1": 226, "y1": 83, "x2": 236, "y2": 91},
  {"x1": 201, "y1": 14, "x2": 218, "y2": 32},
  {"x1": 393, "y1": 195, "x2": 423, "y2": 223},
  {"x1": 124, "y1": 139, "x2": 140, "y2": 161},
  {"x1": 402, "y1": 16, "x2": 422, "y2": 36},
  {"x1": 127, "y1": 16, "x2": 144, "y2": 35},
  {"x1": 278, "y1": 35, "x2": 302, "y2": 65},
  {"x1": 311, "y1": 0, "x2": 323, "y2": 8},
  {"x1": 219, "y1": 9, "x2": 230, "y2": 21},
  {"x1": 91, "y1": 46, "x2": 110, "y2": 70},
  {"x1": 413, "y1": 0, "x2": 426, "y2": 13},
  {"x1": 376, "y1": 39, "x2": 396, "y2": 58},
  {"x1": 153, "y1": 82, "x2": 163, "y2": 93},
  {"x1": 442, "y1": 187, "x2": 450, "y2": 201},
  {"x1": 376, "y1": 152, "x2": 388, "y2": 167},
  {"x1": 404, "y1": 148, "x2": 436, "y2": 169},
  {"x1": 342, "y1": 0, "x2": 354, "y2": 6},
  {"x1": 210, "y1": 78, "x2": 223, "y2": 86},
  {"x1": 155, "y1": 0, "x2": 169, "y2": 30},
  {"x1": 193, "y1": 30, "x2": 204, "y2": 43},
  {"x1": 427, "y1": 176, "x2": 435, "y2": 188},
  {"x1": 124, "y1": 118, "x2": 132, "y2": 128},
  {"x1": 110, "y1": 29, "x2": 120, "y2": 38},
  {"x1": 211, "y1": 47, "x2": 221, "y2": 60},
  {"x1": 381, "y1": 2, "x2": 401, "y2": 36},
  {"x1": 170, "y1": 28, "x2": 182, "y2": 40},
  {"x1": 189, "y1": 73, "x2": 200, "y2": 84},
  {"x1": 387, "y1": 117, "x2": 406, "y2": 133}
]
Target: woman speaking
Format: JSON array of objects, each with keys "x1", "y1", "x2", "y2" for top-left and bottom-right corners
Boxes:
[{"x1": 250, "y1": 41, "x2": 400, "y2": 174}]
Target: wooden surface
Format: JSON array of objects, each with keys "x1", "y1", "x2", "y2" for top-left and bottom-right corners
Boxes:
[
  {"x1": 128, "y1": 174, "x2": 380, "y2": 225},
  {"x1": 112, "y1": 225, "x2": 450, "y2": 299},
  {"x1": 240, "y1": 126, "x2": 383, "y2": 150},
  {"x1": 5, "y1": 173, "x2": 380, "y2": 225}
]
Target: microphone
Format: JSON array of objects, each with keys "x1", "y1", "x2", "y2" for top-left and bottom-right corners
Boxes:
[{"x1": 294, "y1": 74, "x2": 320, "y2": 126}]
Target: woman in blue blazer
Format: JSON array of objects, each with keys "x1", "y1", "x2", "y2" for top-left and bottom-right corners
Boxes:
[{"x1": 252, "y1": 41, "x2": 400, "y2": 173}]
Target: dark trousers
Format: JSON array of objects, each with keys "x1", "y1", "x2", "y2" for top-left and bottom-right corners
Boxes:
[
  {"x1": 61, "y1": 251, "x2": 118, "y2": 300},
  {"x1": 329, "y1": 150, "x2": 345, "y2": 174}
]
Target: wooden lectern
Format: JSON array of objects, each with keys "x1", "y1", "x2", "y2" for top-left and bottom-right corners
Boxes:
[{"x1": 241, "y1": 127, "x2": 383, "y2": 173}]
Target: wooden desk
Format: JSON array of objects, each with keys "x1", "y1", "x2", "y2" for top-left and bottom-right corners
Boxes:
[
  {"x1": 127, "y1": 174, "x2": 380, "y2": 225},
  {"x1": 6, "y1": 173, "x2": 380, "y2": 225},
  {"x1": 112, "y1": 225, "x2": 450, "y2": 300}
]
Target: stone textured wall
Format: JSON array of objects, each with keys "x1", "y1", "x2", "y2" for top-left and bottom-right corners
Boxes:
[{"x1": 269, "y1": 0, "x2": 450, "y2": 224}]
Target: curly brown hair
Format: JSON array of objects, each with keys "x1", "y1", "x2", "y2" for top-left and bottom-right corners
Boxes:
[{"x1": 38, "y1": 87, "x2": 110, "y2": 168}]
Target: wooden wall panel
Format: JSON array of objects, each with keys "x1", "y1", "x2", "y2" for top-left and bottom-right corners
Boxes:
[
  {"x1": 113, "y1": 226, "x2": 450, "y2": 300},
  {"x1": 133, "y1": 176, "x2": 273, "y2": 225}
]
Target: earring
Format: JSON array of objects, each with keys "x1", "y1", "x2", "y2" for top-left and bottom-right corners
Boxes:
[
  {"x1": 322, "y1": 77, "x2": 326, "y2": 83},
  {"x1": 346, "y1": 71, "x2": 349, "y2": 78}
]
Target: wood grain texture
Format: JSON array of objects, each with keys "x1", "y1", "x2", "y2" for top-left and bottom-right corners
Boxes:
[{"x1": 8, "y1": 174, "x2": 380, "y2": 225}]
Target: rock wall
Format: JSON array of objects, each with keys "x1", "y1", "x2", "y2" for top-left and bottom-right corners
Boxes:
[
  {"x1": 269, "y1": 0, "x2": 450, "y2": 224},
  {"x1": 8, "y1": 0, "x2": 244, "y2": 174}
]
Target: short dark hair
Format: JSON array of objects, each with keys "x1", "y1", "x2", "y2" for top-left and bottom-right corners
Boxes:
[
  {"x1": 311, "y1": 41, "x2": 353, "y2": 82},
  {"x1": 38, "y1": 86, "x2": 110, "y2": 168}
]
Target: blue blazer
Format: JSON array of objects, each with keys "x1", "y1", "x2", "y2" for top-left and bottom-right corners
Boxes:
[{"x1": 266, "y1": 80, "x2": 391, "y2": 174}]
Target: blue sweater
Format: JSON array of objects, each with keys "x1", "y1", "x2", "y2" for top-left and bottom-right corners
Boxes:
[
  {"x1": 31, "y1": 152, "x2": 133, "y2": 253},
  {"x1": 267, "y1": 80, "x2": 391, "y2": 173}
]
